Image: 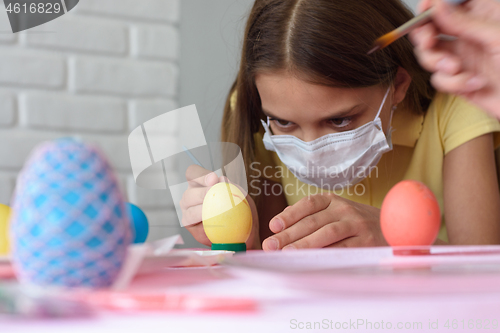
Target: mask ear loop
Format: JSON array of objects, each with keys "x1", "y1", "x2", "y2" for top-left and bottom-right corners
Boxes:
[
  {"x1": 386, "y1": 105, "x2": 397, "y2": 149},
  {"x1": 262, "y1": 117, "x2": 275, "y2": 136},
  {"x1": 266, "y1": 116, "x2": 276, "y2": 135},
  {"x1": 388, "y1": 105, "x2": 397, "y2": 127},
  {"x1": 375, "y1": 86, "x2": 392, "y2": 120}
]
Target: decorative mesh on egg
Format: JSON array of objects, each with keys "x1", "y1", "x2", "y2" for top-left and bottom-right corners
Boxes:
[{"x1": 11, "y1": 139, "x2": 131, "y2": 288}]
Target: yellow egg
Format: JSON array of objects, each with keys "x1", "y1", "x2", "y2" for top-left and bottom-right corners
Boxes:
[
  {"x1": 202, "y1": 183, "x2": 252, "y2": 244},
  {"x1": 0, "y1": 203, "x2": 12, "y2": 255}
]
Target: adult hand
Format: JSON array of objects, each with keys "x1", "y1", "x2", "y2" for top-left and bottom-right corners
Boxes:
[
  {"x1": 180, "y1": 165, "x2": 260, "y2": 249},
  {"x1": 262, "y1": 193, "x2": 387, "y2": 251},
  {"x1": 410, "y1": 0, "x2": 500, "y2": 118}
]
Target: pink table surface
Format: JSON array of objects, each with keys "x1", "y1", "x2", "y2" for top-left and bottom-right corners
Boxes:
[{"x1": 3, "y1": 246, "x2": 500, "y2": 333}]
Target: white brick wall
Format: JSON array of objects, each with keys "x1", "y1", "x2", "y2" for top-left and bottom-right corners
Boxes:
[
  {"x1": 129, "y1": 99, "x2": 178, "y2": 131},
  {"x1": 69, "y1": 57, "x2": 178, "y2": 97},
  {"x1": 0, "y1": 2, "x2": 181, "y2": 242},
  {"x1": 20, "y1": 16, "x2": 128, "y2": 55},
  {"x1": 0, "y1": 50, "x2": 65, "y2": 88},
  {"x1": 0, "y1": 93, "x2": 15, "y2": 126},
  {"x1": 75, "y1": 0, "x2": 180, "y2": 23},
  {"x1": 19, "y1": 93, "x2": 127, "y2": 132},
  {"x1": 131, "y1": 25, "x2": 179, "y2": 60}
]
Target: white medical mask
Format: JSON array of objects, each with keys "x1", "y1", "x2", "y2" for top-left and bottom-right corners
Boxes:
[{"x1": 261, "y1": 87, "x2": 394, "y2": 189}]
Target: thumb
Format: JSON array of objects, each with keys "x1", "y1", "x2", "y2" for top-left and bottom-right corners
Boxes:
[
  {"x1": 433, "y1": 0, "x2": 500, "y2": 48},
  {"x1": 185, "y1": 164, "x2": 219, "y2": 187}
]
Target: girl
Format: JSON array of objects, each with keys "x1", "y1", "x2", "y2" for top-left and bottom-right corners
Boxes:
[{"x1": 180, "y1": 0, "x2": 500, "y2": 250}]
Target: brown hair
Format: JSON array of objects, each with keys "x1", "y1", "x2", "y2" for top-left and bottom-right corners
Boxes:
[{"x1": 222, "y1": 0, "x2": 435, "y2": 199}]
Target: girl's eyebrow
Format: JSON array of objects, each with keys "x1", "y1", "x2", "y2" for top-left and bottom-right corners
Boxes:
[
  {"x1": 262, "y1": 104, "x2": 363, "y2": 121},
  {"x1": 262, "y1": 109, "x2": 294, "y2": 123},
  {"x1": 261, "y1": 109, "x2": 281, "y2": 119},
  {"x1": 320, "y1": 104, "x2": 364, "y2": 121}
]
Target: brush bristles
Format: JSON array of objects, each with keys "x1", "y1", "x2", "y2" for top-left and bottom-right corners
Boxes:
[{"x1": 367, "y1": 31, "x2": 400, "y2": 55}]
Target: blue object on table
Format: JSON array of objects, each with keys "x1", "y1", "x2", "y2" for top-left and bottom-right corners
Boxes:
[{"x1": 126, "y1": 203, "x2": 149, "y2": 243}]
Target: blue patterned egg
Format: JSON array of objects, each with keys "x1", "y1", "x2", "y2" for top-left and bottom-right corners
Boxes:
[{"x1": 10, "y1": 138, "x2": 132, "y2": 288}]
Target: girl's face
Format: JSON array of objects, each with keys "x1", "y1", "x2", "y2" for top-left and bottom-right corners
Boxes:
[{"x1": 255, "y1": 71, "x2": 410, "y2": 141}]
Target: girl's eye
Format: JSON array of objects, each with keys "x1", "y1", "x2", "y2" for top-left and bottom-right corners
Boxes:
[
  {"x1": 270, "y1": 118, "x2": 294, "y2": 128},
  {"x1": 328, "y1": 117, "x2": 352, "y2": 128}
]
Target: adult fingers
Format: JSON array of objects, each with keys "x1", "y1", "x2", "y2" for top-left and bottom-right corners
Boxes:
[
  {"x1": 431, "y1": 71, "x2": 487, "y2": 93},
  {"x1": 433, "y1": 0, "x2": 500, "y2": 49},
  {"x1": 451, "y1": 0, "x2": 500, "y2": 22},
  {"x1": 418, "y1": 0, "x2": 434, "y2": 14},
  {"x1": 413, "y1": 43, "x2": 462, "y2": 74},
  {"x1": 411, "y1": 23, "x2": 439, "y2": 51},
  {"x1": 411, "y1": 25, "x2": 464, "y2": 77}
]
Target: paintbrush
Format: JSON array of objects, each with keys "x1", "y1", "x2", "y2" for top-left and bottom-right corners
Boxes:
[{"x1": 368, "y1": 0, "x2": 469, "y2": 55}]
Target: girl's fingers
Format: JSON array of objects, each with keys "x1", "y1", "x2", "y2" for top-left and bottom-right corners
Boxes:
[
  {"x1": 431, "y1": 71, "x2": 487, "y2": 93},
  {"x1": 185, "y1": 164, "x2": 218, "y2": 187},
  {"x1": 326, "y1": 233, "x2": 386, "y2": 248},
  {"x1": 325, "y1": 236, "x2": 358, "y2": 248},
  {"x1": 179, "y1": 186, "x2": 212, "y2": 211},
  {"x1": 219, "y1": 176, "x2": 250, "y2": 198},
  {"x1": 181, "y1": 204, "x2": 203, "y2": 227},
  {"x1": 219, "y1": 176, "x2": 230, "y2": 183},
  {"x1": 281, "y1": 221, "x2": 354, "y2": 250},
  {"x1": 263, "y1": 208, "x2": 339, "y2": 251},
  {"x1": 268, "y1": 195, "x2": 332, "y2": 233},
  {"x1": 185, "y1": 222, "x2": 211, "y2": 247}
]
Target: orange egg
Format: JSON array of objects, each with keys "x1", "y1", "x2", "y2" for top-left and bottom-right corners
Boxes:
[{"x1": 380, "y1": 180, "x2": 441, "y2": 246}]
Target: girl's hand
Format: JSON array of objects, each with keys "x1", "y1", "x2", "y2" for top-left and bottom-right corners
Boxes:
[
  {"x1": 410, "y1": 0, "x2": 500, "y2": 118},
  {"x1": 262, "y1": 193, "x2": 387, "y2": 251},
  {"x1": 180, "y1": 164, "x2": 261, "y2": 249}
]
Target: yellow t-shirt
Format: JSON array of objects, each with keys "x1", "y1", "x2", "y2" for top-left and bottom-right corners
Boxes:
[{"x1": 251, "y1": 93, "x2": 500, "y2": 241}]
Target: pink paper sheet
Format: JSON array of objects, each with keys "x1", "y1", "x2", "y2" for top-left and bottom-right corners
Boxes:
[
  {"x1": 4, "y1": 246, "x2": 500, "y2": 333},
  {"x1": 223, "y1": 246, "x2": 500, "y2": 295},
  {"x1": 0, "y1": 262, "x2": 15, "y2": 279}
]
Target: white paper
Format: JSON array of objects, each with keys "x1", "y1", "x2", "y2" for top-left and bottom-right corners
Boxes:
[{"x1": 112, "y1": 235, "x2": 184, "y2": 290}]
